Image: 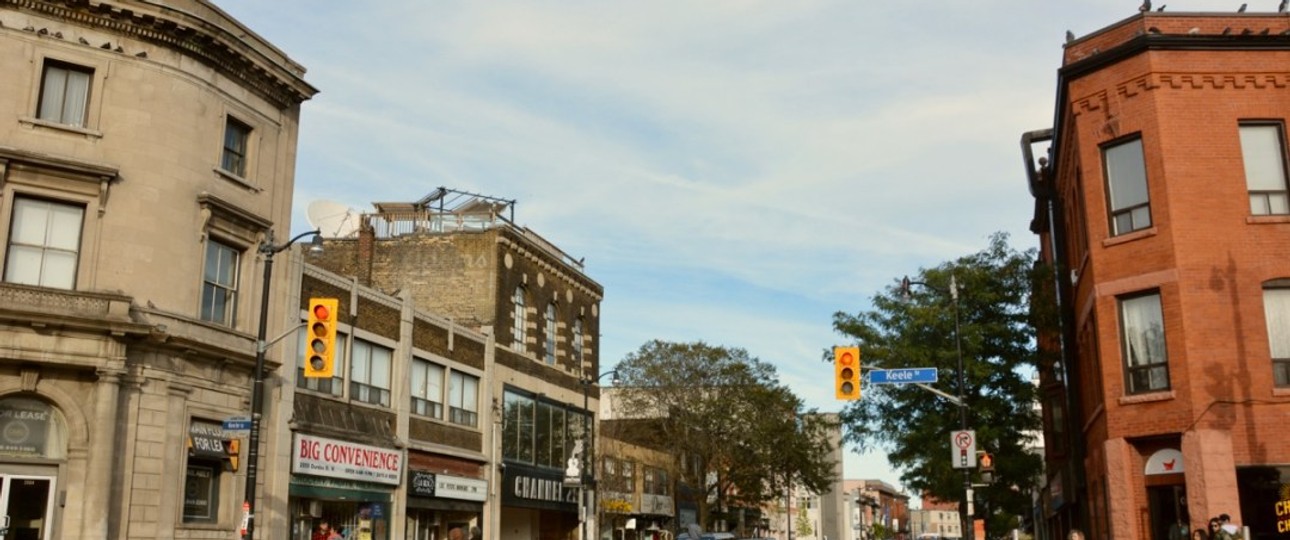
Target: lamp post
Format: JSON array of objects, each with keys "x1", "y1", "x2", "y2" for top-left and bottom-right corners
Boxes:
[
  {"x1": 579, "y1": 368, "x2": 620, "y2": 540},
  {"x1": 242, "y1": 229, "x2": 323, "y2": 540},
  {"x1": 900, "y1": 273, "x2": 972, "y2": 540}
]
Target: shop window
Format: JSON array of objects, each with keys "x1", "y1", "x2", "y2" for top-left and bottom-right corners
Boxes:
[
  {"x1": 544, "y1": 302, "x2": 557, "y2": 364},
  {"x1": 0, "y1": 397, "x2": 67, "y2": 459},
  {"x1": 184, "y1": 419, "x2": 231, "y2": 524},
  {"x1": 199, "y1": 238, "x2": 240, "y2": 327},
  {"x1": 1240, "y1": 123, "x2": 1290, "y2": 215},
  {"x1": 1103, "y1": 137, "x2": 1152, "y2": 235},
  {"x1": 1262, "y1": 283, "x2": 1290, "y2": 387},
  {"x1": 4, "y1": 196, "x2": 84, "y2": 290},
  {"x1": 351, "y1": 339, "x2": 392, "y2": 406},
  {"x1": 37, "y1": 60, "x2": 92, "y2": 127},
  {"x1": 297, "y1": 330, "x2": 346, "y2": 397},
  {"x1": 448, "y1": 371, "x2": 479, "y2": 427},
  {"x1": 502, "y1": 389, "x2": 588, "y2": 468},
  {"x1": 1119, "y1": 291, "x2": 1170, "y2": 394},
  {"x1": 411, "y1": 358, "x2": 444, "y2": 418}
]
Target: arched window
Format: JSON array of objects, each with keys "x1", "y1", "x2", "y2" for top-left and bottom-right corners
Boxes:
[
  {"x1": 545, "y1": 302, "x2": 557, "y2": 364},
  {"x1": 512, "y1": 286, "x2": 526, "y2": 351},
  {"x1": 0, "y1": 396, "x2": 67, "y2": 459}
]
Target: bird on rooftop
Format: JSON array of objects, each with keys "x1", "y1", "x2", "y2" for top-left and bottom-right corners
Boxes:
[
  {"x1": 1222, "y1": 26, "x2": 1233, "y2": 34},
  {"x1": 1140, "y1": 0, "x2": 1151, "y2": 12},
  {"x1": 1158, "y1": 4, "x2": 1167, "y2": 11},
  {"x1": 1280, "y1": 0, "x2": 1287, "y2": 12},
  {"x1": 1237, "y1": 3, "x2": 1247, "y2": 12},
  {"x1": 78, "y1": 36, "x2": 89, "y2": 45},
  {"x1": 1066, "y1": 29, "x2": 1076, "y2": 43}
]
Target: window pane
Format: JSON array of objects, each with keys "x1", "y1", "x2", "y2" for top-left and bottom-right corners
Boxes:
[
  {"x1": 1105, "y1": 139, "x2": 1149, "y2": 211},
  {"x1": 38, "y1": 66, "x2": 67, "y2": 121},
  {"x1": 371, "y1": 347, "x2": 391, "y2": 389},
  {"x1": 62, "y1": 69, "x2": 90, "y2": 126},
  {"x1": 462, "y1": 375, "x2": 477, "y2": 412},
  {"x1": 1122, "y1": 294, "x2": 1166, "y2": 367},
  {"x1": 47, "y1": 204, "x2": 84, "y2": 250},
  {"x1": 503, "y1": 392, "x2": 523, "y2": 460},
  {"x1": 10, "y1": 199, "x2": 48, "y2": 245},
  {"x1": 1264, "y1": 288, "x2": 1290, "y2": 359},
  {"x1": 1270, "y1": 193, "x2": 1290, "y2": 215},
  {"x1": 40, "y1": 251, "x2": 77, "y2": 288},
  {"x1": 428, "y1": 364, "x2": 444, "y2": 404},
  {"x1": 518, "y1": 397, "x2": 535, "y2": 463},
  {"x1": 1240, "y1": 125, "x2": 1288, "y2": 191},
  {"x1": 411, "y1": 361, "x2": 427, "y2": 399},
  {"x1": 5, "y1": 246, "x2": 42, "y2": 285},
  {"x1": 535, "y1": 403, "x2": 552, "y2": 467},
  {"x1": 352, "y1": 342, "x2": 371, "y2": 383}
]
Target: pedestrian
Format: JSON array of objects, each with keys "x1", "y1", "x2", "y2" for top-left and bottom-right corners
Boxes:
[
  {"x1": 1170, "y1": 516, "x2": 1190, "y2": 540},
  {"x1": 1192, "y1": 528, "x2": 1210, "y2": 540},
  {"x1": 1216, "y1": 514, "x2": 1243, "y2": 539},
  {"x1": 1208, "y1": 518, "x2": 1222, "y2": 539},
  {"x1": 449, "y1": 527, "x2": 465, "y2": 540},
  {"x1": 470, "y1": 526, "x2": 482, "y2": 540},
  {"x1": 313, "y1": 520, "x2": 333, "y2": 540},
  {"x1": 327, "y1": 526, "x2": 343, "y2": 540},
  {"x1": 1068, "y1": 529, "x2": 1085, "y2": 540}
]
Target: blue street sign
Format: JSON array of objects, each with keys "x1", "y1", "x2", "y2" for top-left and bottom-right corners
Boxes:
[
  {"x1": 869, "y1": 368, "x2": 938, "y2": 384},
  {"x1": 222, "y1": 417, "x2": 252, "y2": 432}
]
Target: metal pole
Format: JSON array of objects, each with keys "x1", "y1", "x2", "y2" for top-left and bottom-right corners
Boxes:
[
  {"x1": 951, "y1": 275, "x2": 972, "y2": 540},
  {"x1": 241, "y1": 242, "x2": 275, "y2": 540},
  {"x1": 583, "y1": 380, "x2": 590, "y2": 540}
]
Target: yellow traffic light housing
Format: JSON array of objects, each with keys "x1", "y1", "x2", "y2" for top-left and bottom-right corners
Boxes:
[
  {"x1": 834, "y1": 346, "x2": 861, "y2": 400},
  {"x1": 980, "y1": 452, "x2": 994, "y2": 472},
  {"x1": 304, "y1": 298, "x2": 338, "y2": 378}
]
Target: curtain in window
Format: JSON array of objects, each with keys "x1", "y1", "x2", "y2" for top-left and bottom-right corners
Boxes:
[
  {"x1": 62, "y1": 69, "x2": 90, "y2": 127},
  {"x1": 1264, "y1": 288, "x2": 1290, "y2": 359},
  {"x1": 6, "y1": 198, "x2": 83, "y2": 289},
  {"x1": 1122, "y1": 293, "x2": 1168, "y2": 391}
]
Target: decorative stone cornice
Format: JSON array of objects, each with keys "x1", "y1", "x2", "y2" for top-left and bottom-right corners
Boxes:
[{"x1": 2, "y1": 0, "x2": 318, "y2": 108}]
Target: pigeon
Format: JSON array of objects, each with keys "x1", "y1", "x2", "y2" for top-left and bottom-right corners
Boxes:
[
  {"x1": 78, "y1": 37, "x2": 89, "y2": 45},
  {"x1": 1237, "y1": 3, "x2": 1247, "y2": 12},
  {"x1": 1066, "y1": 30, "x2": 1076, "y2": 43},
  {"x1": 1157, "y1": 4, "x2": 1166, "y2": 11},
  {"x1": 1280, "y1": 0, "x2": 1287, "y2": 12},
  {"x1": 1139, "y1": 0, "x2": 1151, "y2": 12}
]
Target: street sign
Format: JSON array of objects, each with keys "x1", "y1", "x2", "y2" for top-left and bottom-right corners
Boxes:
[
  {"x1": 952, "y1": 430, "x2": 977, "y2": 469},
  {"x1": 869, "y1": 368, "x2": 938, "y2": 384},
  {"x1": 223, "y1": 416, "x2": 252, "y2": 433}
]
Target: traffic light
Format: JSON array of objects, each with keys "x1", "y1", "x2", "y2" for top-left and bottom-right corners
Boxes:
[
  {"x1": 834, "y1": 346, "x2": 861, "y2": 400},
  {"x1": 980, "y1": 452, "x2": 994, "y2": 472},
  {"x1": 304, "y1": 298, "x2": 338, "y2": 378}
]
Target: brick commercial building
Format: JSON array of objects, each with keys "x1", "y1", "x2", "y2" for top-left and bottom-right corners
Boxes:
[
  {"x1": 0, "y1": 1, "x2": 314, "y2": 538},
  {"x1": 1023, "y1": 7, "x2": 1290, "y2": 540}
]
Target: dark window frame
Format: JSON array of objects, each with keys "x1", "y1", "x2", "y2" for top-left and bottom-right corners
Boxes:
[
  {"x1": 221, "y1": 116, "x2": 252, "y2": 177},
  {"x1": 1118, "y1": 290, "x2": 1171, "y2": 395},
  {"x1": 1102, "y1": 136, "x2": 1152, "y2": 236}
]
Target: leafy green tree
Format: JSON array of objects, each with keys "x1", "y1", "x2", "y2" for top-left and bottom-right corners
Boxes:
[
  {"x1": 833, "y1": 233, "x2": 1043, "y2": 538},
  {"x1": 614, "y1": 340, "x2": 837, "y2": 532},
  {"x1": 796, "y1": 504, "x2": 813, "y2": 538}
]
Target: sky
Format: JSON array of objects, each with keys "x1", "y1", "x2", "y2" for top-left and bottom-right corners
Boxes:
[{"x1": 216, "y1": 0, "x2": 1256, "y2": 497}]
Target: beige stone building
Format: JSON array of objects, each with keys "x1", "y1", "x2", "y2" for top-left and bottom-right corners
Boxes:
[{"x1": 0, "y1": 1, "x2": 314, "y2": 539}]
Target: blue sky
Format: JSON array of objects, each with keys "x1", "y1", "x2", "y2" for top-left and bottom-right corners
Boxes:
[{"x1": 217, "y1": 0, "x2": 1252, "y2": 496}]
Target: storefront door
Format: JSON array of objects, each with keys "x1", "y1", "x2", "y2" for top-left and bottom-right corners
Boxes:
[
  {"x1": 0, "y1": 475, "x2": 55, "y2": 540},
  {"x1": 1147, "y1": 484, "x2": 1187, "y2": 540}
]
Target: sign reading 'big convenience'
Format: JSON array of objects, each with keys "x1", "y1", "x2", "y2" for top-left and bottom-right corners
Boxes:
[{"x1": 292, "y1": 433, "x2": 403, "y2": 485}]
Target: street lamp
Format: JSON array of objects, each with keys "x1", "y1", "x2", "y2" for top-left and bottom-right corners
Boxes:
[
  {"x1": 242, "y1": 229, "x2": 323, "y2": 540},
  {"x1": 579, "y1": 368, "x2": 621, "y2": 540},
  {"x1": 900, "y1": 273, "x2": 972, "y2": 540}
]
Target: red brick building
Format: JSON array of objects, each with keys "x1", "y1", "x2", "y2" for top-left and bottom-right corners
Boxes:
[{"x1": 1023, "y1": 9, "x2": 1290, "y2": 540}]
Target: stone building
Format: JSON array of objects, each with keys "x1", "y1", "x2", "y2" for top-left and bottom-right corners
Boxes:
[
  {"x1": 1023, "y1": 7, "x2": 1290, "y2": 539},
  {"x1": 0, "y1": 1, "x2": 314, "y2": 539},
  {"x1": 308, "y1": 188, "x2": 606, "y2": 540}
]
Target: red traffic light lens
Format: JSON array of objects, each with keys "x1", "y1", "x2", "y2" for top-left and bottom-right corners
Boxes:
[
  {"x1": 313, "y1": 304, "x2": 331, "y2": 321},
  {"x1": 839, "y1": 352, "x2": 854, "y2": 366}
]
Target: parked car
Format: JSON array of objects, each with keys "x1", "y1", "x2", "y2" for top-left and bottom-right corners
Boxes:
[{"x1": 675, "y1": 532, "x2": 736, "y2": 540}]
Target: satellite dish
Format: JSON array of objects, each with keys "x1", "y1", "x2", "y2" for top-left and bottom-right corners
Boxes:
[{"x1": 306, "y1": 200, "x2": 361, "y2": 238}]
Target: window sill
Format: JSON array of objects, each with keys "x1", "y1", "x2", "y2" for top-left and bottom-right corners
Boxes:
[
  {"x1": 213, "y1": 167, "x2": 261, "y2": 192},
  {"x1": 1246, "y1": 214, "x2": 1290, "y2": 225},
  {"x1": 1118, "y1": 389, "x2": 1174, "y2": 405},
  {"x1": 1273, "y1": 387, "x2": 1290, "y2": 397},
  {"x1": 18, "y1": 116, "x2": 103, "y2": 139},
  {"x1": 1102, "y1": 227, "x2": 1157, "y2": 248}
]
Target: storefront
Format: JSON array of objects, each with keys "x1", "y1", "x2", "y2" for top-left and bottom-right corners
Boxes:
[
  {"x1": 288, "y1": 433, "x2": 404, "y2": 540},
  {"x1": 0, "y1": 397, "x2": 66, "y2": 540},
  {"x1": 500, "y1": 463, "x2": 581, "y2": 540},
  {"x1": 407, "y1": 469, "x2": 488, "y2": 540}
]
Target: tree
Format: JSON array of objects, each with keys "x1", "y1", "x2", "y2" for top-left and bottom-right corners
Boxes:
[
  {"x1": 833, "y1": 233, "x2": 1044, "y2": 537},
  {"x1": 796, "y1": 504, "x2": 813, "y2": 538},
  {"x1": 614, "y1": 340, "x2": 837, "y2": 532}
]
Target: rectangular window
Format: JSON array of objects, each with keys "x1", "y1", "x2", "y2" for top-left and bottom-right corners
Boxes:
[
  {"x1": 448, "y1": 371, "x2": 479, "y2": 427},
  {"x1": 573, "y1": 317, "x2": 584, "y2": 367},
  {"x1": 182, "y1": 460, "x2": 222, "y2": 523},
  {"x1": 502, "y1": 389, "x2": 586, "y2": 469},
  {"x1": 513, "y1": 286, "x2": 526, "y2": 351},
  {"x1": 1240, "y1": 123, "x2": 1290, "y2": 215},
  {"x1": 411, "y1": 359, "x2": 445, "y2": 418},
  {"x1": 351, "y1": 339, "x2": 392, "y2": 406},
  {"x1": 545, "y1": 302, "x2": 557, "y2": 364},
  {"x1": 38, "y1": 61, "x2": 92, "y2": 127},
  {"x1": 1263, "y1": 286, "x2": 1290, "y2": 387},
  {"x1": 221, "y1": 116, "x2": 251, "y2": 177},
  {"x1": 4, "y1": 197, "x2": 84, "y2": 289},
  {"x1": 200, "y1": 239, "x2": 239, "y2": 326},
  {"x1": 1104, "y1": 138, "x2": 1152, "y2": 235},
  {"x1": 1119, "y1": 292, "x2": 1170, "y2": 394},
  {"x1": 297, "y1": 330, "x2": 346, "y2": 396}
]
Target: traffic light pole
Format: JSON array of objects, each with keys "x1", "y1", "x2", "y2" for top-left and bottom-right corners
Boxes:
[{"x1": 242, "y1": 229, "x2": 321, "y2": 540}]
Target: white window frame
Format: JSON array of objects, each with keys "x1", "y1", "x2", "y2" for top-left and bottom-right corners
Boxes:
[
  {"x1": 1119, "y1": 291, "x2": 1170, "y2": 395},
  {"x1": 1240, "y1": 123, "x2": 1290, "y2": 215},
  {"x1": 199, "y1": 238, "x2": 240, "y2": 327},
  {"x1": 1103, "y1": 137, "x2": 1152, "y2": 236},
  {"x1": 448, "y1": 370, "x2": 479, "y2": 427},
  {"x1": 296, "y1": 329, "x2": 347, "y2": 397},
  {"x1": 513, "y1": 285, "x2": 526, "y2": 352},
  {"x1": 1262, "y1": 284, "x2": 1290, "y2": 387},
  {"x1": 411, "y1": 358, "x2": 445, "y2": 419},
  {"x1": 350, "y1": 339, "x2": 392, "y2": 407},
  {"x1": 4, "y1": 196, "x2": 84, "y2": 290}
]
